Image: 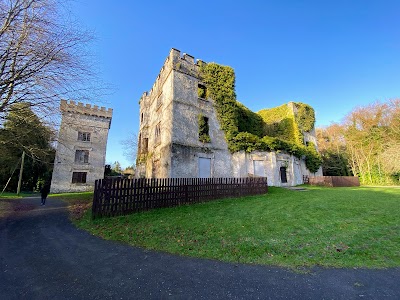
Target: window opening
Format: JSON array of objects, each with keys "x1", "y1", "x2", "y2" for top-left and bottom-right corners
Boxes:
[
  {"x1": 72, "y1": 172, "x2": 87, "y2": 183},
  {"x1": 198, "y1": 115, "x2": 210, "y2": 143},
  {"x1": 198, "y1": 83, "x2": 207, "y2": 99},
  {"x1": 75, "y1": 150, "x2": 89, "y2": 164},
  {"x1": 78, "y1": 132, "x2": 91, "y2": 142},
  {"x1": 142, "y1": 138, "x2": 148, "y2": 153},
  {"x1": 157, "y1": 93, "x2": 163, "y2": 108},
  {"x1": 155, "y1": 123, "x2": 161, "y2": 145}
]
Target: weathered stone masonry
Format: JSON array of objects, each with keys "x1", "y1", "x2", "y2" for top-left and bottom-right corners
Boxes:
[
  {"x1": 136, "y1": 49, "x2": 322, "y2": 186},
  {"x1": 50, "y1": 100, "x2": 112, "y2": 193}
]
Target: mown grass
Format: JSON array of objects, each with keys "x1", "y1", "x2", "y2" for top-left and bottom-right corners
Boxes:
[
  {"x1": 0, "y1": 192, "x2": 39, "y2": 198},
  {"x1": 50, "y1": 191, "x2": 93, "y2": 205},
  {"x1": 74, "y1": 187, "x2": 400, "y2": 268}
]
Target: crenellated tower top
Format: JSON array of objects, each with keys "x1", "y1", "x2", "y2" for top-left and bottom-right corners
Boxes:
[
  {"x1": 60, "y1": 100, "x2": 113, "y2": 119},
  {"x1": 139, "y1": 48, "x2": 205, "y2": 104}
]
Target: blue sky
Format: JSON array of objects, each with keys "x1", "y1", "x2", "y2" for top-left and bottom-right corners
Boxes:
[{"x1": 69, "y1": 0, "x2": 400, "y2": 168}]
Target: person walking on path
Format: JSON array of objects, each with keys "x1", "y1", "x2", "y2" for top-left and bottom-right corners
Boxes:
[{"x1": 40, "y1": 183, "x2": 50, "y2": 206}]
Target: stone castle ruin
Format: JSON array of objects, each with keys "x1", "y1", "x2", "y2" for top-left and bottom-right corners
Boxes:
[
  {"x1": 50, "y1": 100, "x2": 112, "y2": 193},
  {"x1": 136, "y1": 48, "x2": 322, "y2": 186}
]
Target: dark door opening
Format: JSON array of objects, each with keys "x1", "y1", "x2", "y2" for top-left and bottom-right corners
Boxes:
[{"x1": 280, "y1": 167, "x2": 287, "y2": 183}]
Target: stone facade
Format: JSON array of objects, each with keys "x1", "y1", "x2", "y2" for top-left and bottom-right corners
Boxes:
[
  {"x1": 50, "y1": 100, "x2": 112, "y2": 193},
  {"x1": 136, "y1": 48, "x2": 322, "y2": 186}
]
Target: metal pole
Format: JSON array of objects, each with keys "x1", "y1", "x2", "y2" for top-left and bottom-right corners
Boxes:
[{"x1": 16, "y1": 151, "x2": 25, "y2": 196}]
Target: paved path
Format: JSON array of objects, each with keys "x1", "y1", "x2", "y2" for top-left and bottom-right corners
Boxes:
[{"x1": 0, "y1": 197, "x2": 399, "y2": 299}]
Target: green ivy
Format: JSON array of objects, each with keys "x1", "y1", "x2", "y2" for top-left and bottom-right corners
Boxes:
[
  {"x1": 295, "y1": 102, "x2": 315, "y2": 132},
  {"x1": 198, "y1": 86, "x2": 207, "y2": 99},
  {"x1": 199, "y1": 63, "x2": 321, "y2": 172},
  {"x1": 237, "y1": 102, "x2": 265, "y2": 137},
  {"x1": 304, "y1": 143, "x2": 323, "y2": 173},
  {"x1": 198, "y1": 114, "x2": 211, "y2": 143}
]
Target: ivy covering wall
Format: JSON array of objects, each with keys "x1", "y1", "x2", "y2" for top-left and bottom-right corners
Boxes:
[
  {"x1": 258, "y1": 104, "x2": 299, "y2": 143},
  {"x1": 198, "y1": 114, "x2": 211, "y2": 143},
  {"x1": 199, "y1": 63, "x2": 322, "y2": 173}
]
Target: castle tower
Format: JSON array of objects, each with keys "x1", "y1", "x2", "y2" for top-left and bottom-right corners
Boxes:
[
  {"x1": 50, "y1": 100, "x2": 113, "y2": 193},
  {"x1": 136, "y1": 48, "x2": 233, "y2": 178}
]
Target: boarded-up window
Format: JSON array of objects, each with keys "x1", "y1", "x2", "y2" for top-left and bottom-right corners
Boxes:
[
  {"x1": 253, "y1": 160, "x2": 265, "y2": 177},
  {"x1": 72, "y1": 172, "x2": 87, "y2": 183},
  {"x1": 198, "y1": 157, "x2": 211, "y2": 178},
  {"x1": 75, "y1": 150, "x2": 89, "y2": 163}
]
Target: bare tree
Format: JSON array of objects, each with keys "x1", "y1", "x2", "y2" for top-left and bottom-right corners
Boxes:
[
  {"x1": 120, "y1": 132, "x2": 138, "y2": 166},
  {"x1": 0, "y1": 0, "x2": 100, "y2": 123}
]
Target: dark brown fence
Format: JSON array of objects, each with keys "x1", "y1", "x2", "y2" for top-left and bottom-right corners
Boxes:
[
  {"x1": 307, "y1": 176, "x2": 360, "y2": 187},
  {"x1": 92, "y1": 177, "x2": 268, "y2": 219}
]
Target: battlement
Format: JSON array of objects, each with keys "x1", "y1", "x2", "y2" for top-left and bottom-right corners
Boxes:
[
  {"x1": 60, "y1": 100, "x2": 113, "y2": 119},
  {"x1": 142, "y1": 49, "x2": 205, "y2": 102},
  {"x1": 169, "y1": 48, "x2": 205, "y2": 66}
]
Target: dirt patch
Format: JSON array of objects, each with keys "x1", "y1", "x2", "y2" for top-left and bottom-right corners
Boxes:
[
  {"x1": 0, "y1": 200, "x2": 13, "y2": 217},
  {"x1": 68, "y1": 202, "x2": 92, "y2": 220},
  {"x1": 0, "y1": 200, "x2": 35, "y2": 218}
]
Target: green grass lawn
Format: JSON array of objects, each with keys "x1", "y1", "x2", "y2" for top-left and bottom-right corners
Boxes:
[
  {"x1": 50, "y1": 191, "x2": 93, "y2": 205},
  {"x1": 62, "y1": 187, "x2": 400, "y2": 268},
  {"x1": 0, "y1": 191, "x2": 40, "y2": 198}
]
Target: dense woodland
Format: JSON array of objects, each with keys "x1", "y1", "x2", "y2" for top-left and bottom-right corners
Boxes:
[{"x1": 317, "y1": 99, "x2": 400, "y2": 185}]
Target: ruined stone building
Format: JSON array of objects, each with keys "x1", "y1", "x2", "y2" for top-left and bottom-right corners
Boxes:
[
  {"x1": 136, "y1": 49, "x2": 322, "y2": 186},
  {"x1": 50, "y1": 100, "x2": 112, "y2": 193}
]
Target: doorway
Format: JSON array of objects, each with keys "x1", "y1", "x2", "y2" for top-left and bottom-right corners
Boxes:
[{"x1": 280, "y1": 167, "x2": 287, "y2": 183}]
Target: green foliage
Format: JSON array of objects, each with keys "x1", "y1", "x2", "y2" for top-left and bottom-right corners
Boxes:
[
  {"x1": 229, "y1": 132, "x2": 270, "y2": 153},
  {"x1": 197, "y1": 86, "x2": 207, "y2": 99},
  {"x1": 0, "y1": 103, "x2": 55, "y2": 192},
  {"x1": 304, "y1": 144, "x2": 323, "y2": 173},
  {"x1": 200, "y1": 63, "x2": 239, "y2": 144},
  {"x1": 320, "y1": 150, "x2": 351, "y2": 176},
  {"x1": 236, "y1": 102, "x2": 265, "y2": 137},
  {"x1": 200, "y1": 63, "x2": 321, "y2": 172},
  {"x1": 295, "y1": 102, "x2": 315, "y2": 132},
  {"x1": 198, "y1": 114, "x2": 211, "y2": 143},
  {"x1": 257, "y1": 104, "x2": 290, "y2": 123},
  {"x1": 258, "y1": 103, "x2": 315, "y2": 144}
]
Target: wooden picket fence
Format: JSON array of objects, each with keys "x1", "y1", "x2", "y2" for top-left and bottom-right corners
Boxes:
[
  {"x1": 304, "y1": 175, "x2": 360, "y2": 187},
  {"x1": 92, "y1": 177, "x2": 268, "y2": 219}
]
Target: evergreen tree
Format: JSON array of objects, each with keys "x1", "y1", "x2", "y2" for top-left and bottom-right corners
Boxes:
[{"x1": 0, "y1": 103, "x2": 55, "y2": 192}]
